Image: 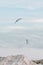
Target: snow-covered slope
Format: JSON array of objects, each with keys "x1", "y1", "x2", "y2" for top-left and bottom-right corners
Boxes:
[
  {"x1": 0, "y1": 55, "x2": 37, "y2": 65},
  {"x1": 0, "y1": 47, "x2": 43, "y2": 60}
]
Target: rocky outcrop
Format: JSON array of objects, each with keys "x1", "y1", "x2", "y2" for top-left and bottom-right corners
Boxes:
[
  {"x1": 33, "y1": 59, "x2": 43, "y2": 64},
  {"x1": 0, "y1": 55, "x2": 37, "y2": 65}
]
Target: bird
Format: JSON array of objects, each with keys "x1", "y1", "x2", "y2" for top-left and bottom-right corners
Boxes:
[
  {"x1": 15, "y1": 18, "x2": 22, "y2": 23},
  {"x1": 26, "y1": 39, "x2": 28, "y2": 45}
]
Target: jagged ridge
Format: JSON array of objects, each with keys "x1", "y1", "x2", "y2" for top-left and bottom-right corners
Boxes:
[{"x1": 0, "y1": 55, "x2": 37, "y2": 65}]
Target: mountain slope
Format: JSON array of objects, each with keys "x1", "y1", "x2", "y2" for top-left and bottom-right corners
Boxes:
[{"x1": 0, "y1": 55, "x2": 37, "y2": 65}]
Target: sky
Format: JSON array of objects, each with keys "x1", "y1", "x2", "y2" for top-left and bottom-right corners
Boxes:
[
  {"x1": 0, "y1": 0, "x2": 43, "y2": 31},
  {"x1": 0, "y1": 47, "x2": 43, "y2": 60},
  {"x1": 0, "y1": 0, "x2": 43, "y2": 49}
]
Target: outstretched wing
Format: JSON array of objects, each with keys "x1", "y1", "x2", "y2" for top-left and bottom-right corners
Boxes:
[{"x1": 15, "y1": 18, "x2": 22, "y2": 23}]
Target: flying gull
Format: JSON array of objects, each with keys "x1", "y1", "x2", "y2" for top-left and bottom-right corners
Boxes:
[{"x1": 15, "y1": 18, "x2": 22, "y2": 23}]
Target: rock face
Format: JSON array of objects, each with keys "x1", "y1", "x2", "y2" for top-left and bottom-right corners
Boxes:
[
  {"x1": 0, "y1": 55, "x2": 37, "y2": 65},
  {"x1": 33, "y1": 59, "x2": 43, "y2": 64}
]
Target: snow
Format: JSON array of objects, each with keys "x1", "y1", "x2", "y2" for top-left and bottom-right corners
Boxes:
[{"x1": 0, "y1": 47, "x2": 43, "y2": 60}]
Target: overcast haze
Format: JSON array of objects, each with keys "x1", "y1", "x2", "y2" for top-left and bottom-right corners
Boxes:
[{"x1": 0, "y1": 0, "x2": 43, "y2": 49}]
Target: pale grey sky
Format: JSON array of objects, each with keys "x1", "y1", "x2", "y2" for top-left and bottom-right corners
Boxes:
[{"x1": 0, "y1": 0, "x2": 43, "y2": 49}]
